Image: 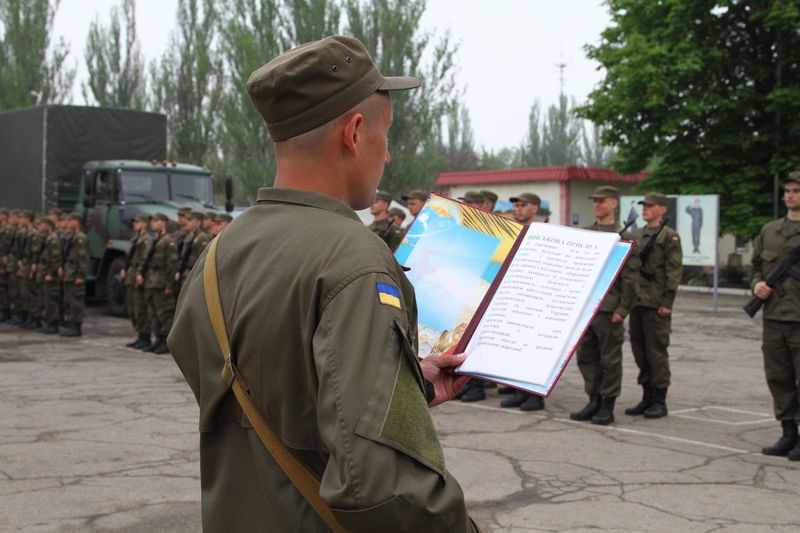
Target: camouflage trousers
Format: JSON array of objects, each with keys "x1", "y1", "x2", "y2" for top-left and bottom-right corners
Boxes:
[
  {"x1": 762, "y1": 319, "x2": 800, "y2": 422},
  {"x1": 0, "y1": 270, "x2": 8, "y2": 311},
  {"x1": 41, "y1": 280, "x2": 61, "y2": 325},
  {"x1": 62, "y1": 281, "x2": 86, "y2": 324},
  {"x1": 126, "y1": 286, "x2": 150, "y2": 335},
  {"x1": 576, "y1": 311, "x2": 624, "y2": 398},
  {"x1": 26, "y1": 277, "x2": 41, "y2": 318},
  {"x1": 629, "y1": 306, "x2": 672, "y2": 389},
  {"x1": 146, "y1": 288, "x2": 175, "y2": 337}
]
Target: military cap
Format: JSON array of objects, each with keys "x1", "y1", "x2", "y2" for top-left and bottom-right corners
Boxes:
[
  {"x1": 216, "y1": 213, "x2": 233, "y2": 223},
  {"x1": 480, "y1": 190, "x2": 498, "y2": 204},
  {"x1": 375, "y1": 190, "x2": 392, "y2": 203},
  {"x1": 22, "y1": 210, "x2": 36, "y2": 220},
  {"x1": 459, "y1": 191, "x2": 486, "y2": 204},
  {"x1": 638, "y1": 192, "x2": 668, "y2": 206},
  {"x1": 152, "y1": 212, "x2": 169, "y2": 222},
  {"x1": 246, "y1": 35, "x2": 420, "y2": 142},
  {"x1": 588, "y1": 185, "x2": 621, "y2": 200},
  {"x1": 205, "y1": 212, "x2": 218, "y2": 222},
  {"x1": 133, "y1": 213, "x2": 151, "y2": 223},
  {"x1": 388, "y1": 207, "x2": 406, "y2": 219},
  {"x1": 509, "y1": 193, "x2": 542, "y2": 206},
  {"x1": 784, "y1": 171, "x2": 800, "y2": 185},
  {"x1": 0, "y1": 208, "x2": 8, "y2": 216},
  {"x1": 177, "y1": 207, "x2": 192, "y2": 215},
  {"x1": 67, "y1": 212, "x2": 82, "y2": 221},
  {"x1": 402, "y1": 189, "x2": 427, "y2": 202},
  {"x1": 188, "y1": 211, "x2": 206, "y2": 220},
  {"x1": 48, "y1": 207, "x2": 63, "y2": 216},
  {"x1": 37, "y1": 217, "x2": 54, "y2": 229}
]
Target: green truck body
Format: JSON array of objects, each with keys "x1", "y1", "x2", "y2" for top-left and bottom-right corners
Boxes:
[{"x1": 0, "y1": 105, "x2": 222, "y2": 315}]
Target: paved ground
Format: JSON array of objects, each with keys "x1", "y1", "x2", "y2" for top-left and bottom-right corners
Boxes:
[{"x1": 1, "y1": 291, "x2": 799, "y2": 532}]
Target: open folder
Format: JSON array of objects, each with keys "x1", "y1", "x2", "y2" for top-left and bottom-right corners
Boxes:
[{"x1": 394, "y1": 194, "x2": 632, "y2": 397}]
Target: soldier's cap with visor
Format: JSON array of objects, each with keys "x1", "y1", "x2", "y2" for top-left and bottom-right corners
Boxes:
[
  {"x1": 402, "y1": 189, "x2": 427, "y2": 202},
  {"x1": 638, "y1": 192, "x2": 668, "y2": 206},
  {"x1": 388, "y1": 207, "x2": 406, "y2": 219},
  {"x1": 48, "y1": 207, "x2": 63, "y2": 216},
  {"x1": 177, "y1": 207, "x2": 192, "y2": 216},
  {"x1": 588, "y1": 185, "x2": 620, "y2": 201},
  {"x1": 133, "y1": 213, "x2": 151, "y2": 223},
  {"x1": 374, "y1": 190, "x2": 393, "y2": 204},
  {"x1": 509, "y1": 193, "x2": 542, "y2": 206},
  {"x1": 205, "y1": 211, "x2": 218, "y2": 222},
  {"x1": 67, "y1": 212, "x2": 82, "y2": 222},
  {"x1": 216, "y1": 213, "x2": 233, "y2": 223},
  {"x1": 459, "y1": 191, "x2": 486, "y2": 204},
  {"x1": 0, "y1": 208, "x2": 8, "y2": 216},
  {"x1": 188, "y1": 211, "x2": 206, "y2": 220},
  {"x1": 480, "y1": 190, "x2": 498, "y2": 204},
  {"x1": 246, "y1": 35, "x2": 420, "y2": 141},
  {"x1": 152, "y1": 212, "x2": 169, "y2": 222},
  {"x1": 37, "y1": 217, "x2": 54, "y2": 229},
  {"x1": 22, "y1": 210, "x2": 36, "y2": 220},
  {"x1": 784, "y1": 171, "x2": 800, "y2": 186}
]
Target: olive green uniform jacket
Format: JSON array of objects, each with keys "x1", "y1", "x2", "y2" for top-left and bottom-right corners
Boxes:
[
  {"x1": 369, "y1": 217, "x2": 405, "y2": 251},
  {"x1": 750, "y1": 217, "x2": 800, "y2": 421},
  {"x1": 168, "y1": 188, "x2": 476, "y2": 533},
  {"x1": 36, "y1": 231, "x2": 62, "y2": 324},
  {"x1": 61, "y1": 231, "x2": 89, "y2": 323},
  {"x1": 632, "y1": 224, "x2": 682, "y2": 310},
  {"x1": 179, "y1": 229, "x2": 211, "y2": 278}
]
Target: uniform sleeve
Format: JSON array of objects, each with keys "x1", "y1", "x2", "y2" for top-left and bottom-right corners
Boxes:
[
  {"x1": 750, "y1": 230, "x2": 765, "y2": 291},
  {"x1": 659, "y1": 232, "x2": 683, "y2": 309},
  {"x1": 312, "y1": 271, "x2": 477, "y2": 533},
  {"x1": 616, "y1": 243, "x2": 640, "y2": 317}
]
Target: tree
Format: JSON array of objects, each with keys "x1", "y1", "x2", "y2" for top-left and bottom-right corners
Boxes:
[
  {"x1": 150, "y1": 0, "x2": 221, "y2": 167},
  {"x1": 0, "y1": 0, "x2": 75, "y2": 109},
  {"x1": 541, "y1": 94, "x2": 583, "y2": 166},
  {"x1": 518, "y1": 100, "x2": 544, "y2": 167},
  {"x1": 579, "y1": 0, "x2": 800, "y2": 236},
  {"x1": 83, "y1": 0, "x2": 147, "y2": 109},
  {"x1": 344, "y1": 0, "x2": 459, "y2": 196},
  {"x1": 283, "y1": 0, "x2": 341, "y2": 46},
  {"x1": 581, "y1": 122, "x2": 616, "y2": 168},
  {"x1": 436, "y1": 99, "x2": 479, "y2": 172}
]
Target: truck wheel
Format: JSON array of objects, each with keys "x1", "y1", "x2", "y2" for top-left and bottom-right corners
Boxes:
[{"x1": 107, "y1": 256, "x2": 128, "y2": 317}]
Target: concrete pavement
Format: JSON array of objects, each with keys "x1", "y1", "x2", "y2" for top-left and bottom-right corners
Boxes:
[{"x1": 1, "y1": 291, "x2": 798, "y2": 532}]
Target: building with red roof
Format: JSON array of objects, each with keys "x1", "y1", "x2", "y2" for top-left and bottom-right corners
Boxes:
[{"x1": 436, "y1": 166, "x2": 649, "y2": 226}]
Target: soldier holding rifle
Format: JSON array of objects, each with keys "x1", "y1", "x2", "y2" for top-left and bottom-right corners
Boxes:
[{"x1": 751, "y1": 172, "x2": 800, "y2": 461}]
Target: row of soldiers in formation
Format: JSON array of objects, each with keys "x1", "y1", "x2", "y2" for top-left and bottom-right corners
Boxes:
[
  {"x1": 120, "y1": 208, "x2": 232, "y2": 354},
  {"x1": 369, "y1": 185, "x2": 683, "y2": 425},
  {"x1": 0, "y1": 208, "x2": 90, "y2": 337}
]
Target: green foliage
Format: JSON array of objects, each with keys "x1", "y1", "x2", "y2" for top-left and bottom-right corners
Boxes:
[
  {"x1": 579, "y1": 0, "x2": 800, "y2": 236},
  {"x1": 83, "y1": 0, "x2": 147, "y2": 109},
  {"x1": 0, "y1": 0, "x2": 75, "y2": 109}
]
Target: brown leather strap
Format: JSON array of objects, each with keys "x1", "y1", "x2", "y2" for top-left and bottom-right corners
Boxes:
[{"x1": 203, "y1": 236, "x2": 347, "y2": 533}]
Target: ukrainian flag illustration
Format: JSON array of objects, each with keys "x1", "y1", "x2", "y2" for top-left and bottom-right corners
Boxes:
[{"x1": 376, "y1": 282, "x2": 401, "y2": 310}]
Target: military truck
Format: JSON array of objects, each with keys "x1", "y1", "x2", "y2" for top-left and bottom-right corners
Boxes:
[{"x1": 0, "y1": 105, "x2": 232, "y2": 315}]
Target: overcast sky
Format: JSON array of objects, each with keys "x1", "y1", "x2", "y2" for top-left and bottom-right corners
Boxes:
[{"x1": 52, "y1": 0, "x2": 611, "y2": 152}]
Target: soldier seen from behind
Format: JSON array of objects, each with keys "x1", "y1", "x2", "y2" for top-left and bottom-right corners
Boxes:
[
  {"x1": 570, "y1": 186, "x2": 639, "y2": 425},
  {"x1": 626, "y1": 192, "x2": 682, "y2": 419},
  {"x1": 751, "y1": 172, "x2": 800, "y2": 461},
  {"x1": 59, "y1": 213, "x2": 89, "y2": 337},
  {"x1": 121, "y1": 213, "x2": 153, "y2": 349}
]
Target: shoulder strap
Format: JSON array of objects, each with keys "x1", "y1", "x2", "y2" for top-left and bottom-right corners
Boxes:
[{"x1": 202, "y1": 236, "x2": 347, "y2": 533}]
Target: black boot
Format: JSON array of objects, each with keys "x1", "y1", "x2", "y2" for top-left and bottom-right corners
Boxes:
[
  {"x1": 60, "y1": 322, "x2": 82, "y2": 337},
  {"x1": 788, "y1": 440, "x2": 800, "y2": 461},
  {"x1": 762, "y1": 420, "x2": 799, "y2": 456},
  {"x1": 0, "y1": 309, "x2": 8, "y2": 322},
  {"x1": 148, "y1": 336, "x2": 169, "y2": 354},
  {"x1": 625, "y1": 385, "x2": 654, "y2": 416},
  {"x1": 570, "y1": 394, "x2": 602, "y2": 421},
  {"x1": 460, "y1": 382, "x2": 486, "y2": 402},
  {"x1": 23, "y1": 318, "x2": 42, "y2": 330},
  {"x1": 643, "y1": 387, "x2": 668, "y2": 418},
  {"x1": 38, "y1": 322, "x2": 59, "y2": 334},
  {"x1": 127, "y1": 334, "x2": 150, "y2": 349},
  {"x1": 498, "y1": 386, "x2": 515, "y2": 395},
  {"x1": 14, "y1": 313, "x2": 29, "y2": 327},
  {"x1": 9, "y1": 313, "x2": 24, "y2": 326},
  {"x1": 501, "y1": 390, "x2": 529, "y2": 408},
  {"x1": 592, "y1": 397, "x2": 616, "y2": 425},
  {"x1": 520, "y1": 394, "x2": 545, "y2": 411}
]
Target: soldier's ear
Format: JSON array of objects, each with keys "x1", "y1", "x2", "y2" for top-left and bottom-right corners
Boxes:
[{"x1": 341, "y1": 112, "x2": 365, "y2": 156}]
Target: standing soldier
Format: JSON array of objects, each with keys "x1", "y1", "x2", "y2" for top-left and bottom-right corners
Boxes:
[
  {"x1": 174, "y1": 211, "x2": 210, "y2": 296},
  {"x1": 402, "y1": 189, "x2": 427, "y2": 220},
  {"x1": 138, "y1": 213, "x2": 177, "y2": 354},
  {"x1": 212, "y1": 213, "x2": 232, "y2": 236},
  {"x1": 570, "y1": 186, "x2": 639, "y2": 425},
  {"x1": 480, "y1": 190, "x2": 498, "y2": 212},
  {"x1": 203, "y1": 212, "x2": 217, "y2": 233},
  {"x1": 0, "y1": 208, "x2": 11, "y2": 322},
  {"x1": 626, "y1": 192, "x2": 682, "y2": 419},
  {"x1": 4, "y1": 210, "x2": 22, "y2": 324},
  {"x1": 369, "y1": 190, "x2": 404, "y2": 250},
  {"x1": 35, "y1": 217, "x2": 62, "y2": 334},
  {"x1": 121, "y1": 213, "x2": 153, "y2": 348},
  {"x1": 173, "y1": 207, "x2": 192, "y2": 257},
  {"x1": 23, "y1": 216, "x2": 46, "y2": 331},
  {"x1": 751, "y1": 172, "x2": 800, "y2": 460},
  {"x1": 16, "y1": 211, "x2": 37, "y2": 329},
  {"x1": 59, "y1": 213, "x2": 89, "y2": 337}
]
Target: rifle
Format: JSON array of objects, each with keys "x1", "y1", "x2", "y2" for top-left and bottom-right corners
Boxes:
[
  {"x1": 173, "y1": 233, "x2": 196, "y2": 295},
  {"x1": 743, "y1": 242, "x2": 800, "y2": 318},
  {"x1": 639, "y1": 215, "x2": 670, "y2": 281},
  {"x1": 618, "y1": 218, "x2": 636, "y2": 236},
  {"x1": 124, "y1": 234, "x2": 139, "y2": 270},
  {"x1": 138, "y1": 234, "x2": 159, "y2": 286}
]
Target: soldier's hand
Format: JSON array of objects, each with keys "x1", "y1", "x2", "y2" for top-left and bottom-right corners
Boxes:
[
  {"x1": 164, "y1": 288, "x2": 174, "y2": 295},
  {"x1": 754, "y1": 281, "x2": 772, "y2": 300},
  {"x1": 57, "y1": 267, "x2": 63, "y2": 277},
  {"x1": 419, "y1": 353, "x2": 471, "y2": 408},
  {"x1": 612, "y1": 312, "x2": 624, "y2": 323},
  {"x1": 31, "y1": 264, "x2": 37, "y2": 272},
  {"x1": 44, "y1": 274, "x2": 52, "y2": 282},
  {"x1": 174, "y1": 272, "x2": 180, "y2": 281},
  {"x1": 75, "y1": 278, "x2": 85, "y2": 286},
  {"x1": 135, "y1": 274, "x2": 144, "y2": 286},
  {"x1": 657, "y1": 306, "x2": 672, "y2": 317},
  {"x1": 120, "y1": 269, "x2": 127, "y2": 279}
]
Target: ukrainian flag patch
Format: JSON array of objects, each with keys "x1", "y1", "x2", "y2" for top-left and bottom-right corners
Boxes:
[{"x1": 376, "y1": 282, "x2": 401, "y2": 310}]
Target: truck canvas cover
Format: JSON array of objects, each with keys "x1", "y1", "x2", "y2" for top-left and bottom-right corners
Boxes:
[{"x1": 0, "y1": 105, "x2": 166, "y2": 212}]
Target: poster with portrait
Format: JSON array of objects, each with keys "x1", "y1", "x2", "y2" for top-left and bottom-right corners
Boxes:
[{"x1": 676, "y1": 195, "x2": 718, "y2": 267}]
